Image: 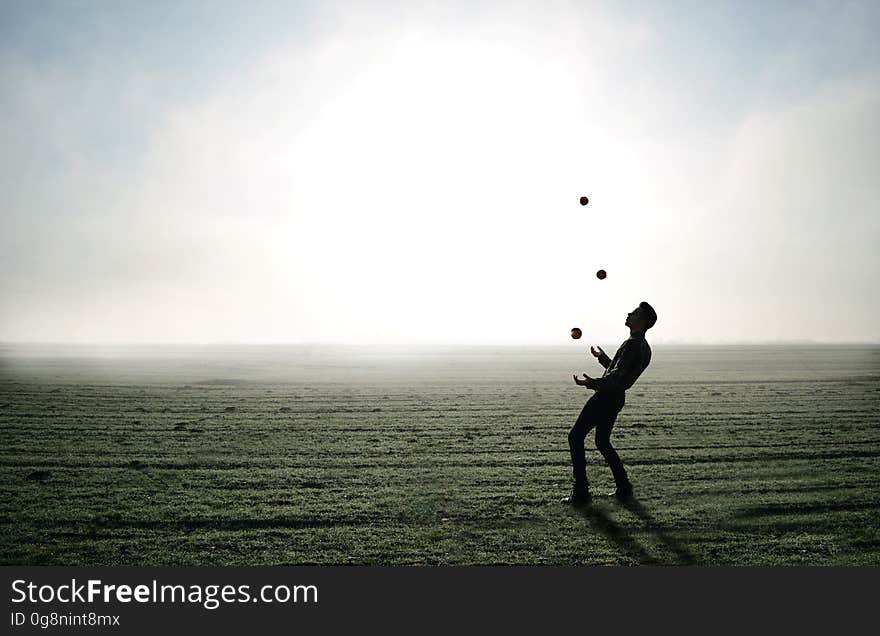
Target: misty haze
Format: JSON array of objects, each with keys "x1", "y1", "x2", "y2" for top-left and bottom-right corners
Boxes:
[
  {"x1": 2, "y1": 343, "x2": 879, "y2": 565},
  {"x1": 1, "y1": 1, "x2": 879, "y2": 568}
]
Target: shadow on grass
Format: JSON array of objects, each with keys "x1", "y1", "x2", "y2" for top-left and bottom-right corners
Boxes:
[
  {"x1": 619, "y1": 497, "x2": 696, "y2": 565},
  {"x1": 54, "y1": 516, "x2": 353, "y2": 533},
  {"x1": 733, "y1": 500, "x2": 878, "y2": 517},
  {"x1": 575, "y1": 502, "x2": 660, "y2": 565},
  {"x1": 575, "y1": 497, "x2": 695, "y2": 566}
]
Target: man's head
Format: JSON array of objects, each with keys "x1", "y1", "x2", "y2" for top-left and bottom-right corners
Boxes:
[{"x1": 625, "y1": 301, "x2": 657, "y2": 333}]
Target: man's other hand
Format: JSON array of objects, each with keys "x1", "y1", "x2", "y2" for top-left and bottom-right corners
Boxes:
[
  {"x1": 590, "y1": 346, "x2": 605, "y2": 359},
  {"x1": 573, "y1": 373, "x2": 597, "y2": 389}
]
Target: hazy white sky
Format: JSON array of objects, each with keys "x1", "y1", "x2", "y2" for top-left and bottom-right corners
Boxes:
[{"x1": 2, "y1": 0, "x2": 878, "y2": 345}]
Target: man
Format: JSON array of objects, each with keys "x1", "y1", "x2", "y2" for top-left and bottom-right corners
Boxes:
[{"x1": 563, "y1": 301, "x2": 657, "y2": 505}]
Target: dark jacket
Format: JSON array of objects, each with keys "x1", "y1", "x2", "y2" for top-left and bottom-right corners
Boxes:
[{"x1": 592, "y1": 332, "x2": 652, "y2": 393}]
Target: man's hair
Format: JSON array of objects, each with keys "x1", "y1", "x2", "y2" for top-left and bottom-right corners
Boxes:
[{"x1": 638, "y1": 301, "x2": 657, "y2": 330}]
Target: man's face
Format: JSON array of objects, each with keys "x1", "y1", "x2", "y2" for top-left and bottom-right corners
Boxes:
[{"x1": 625, "y1": 307, "x2": 645, "y2": 330}]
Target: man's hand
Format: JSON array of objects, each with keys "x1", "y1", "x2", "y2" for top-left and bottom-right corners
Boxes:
[
  {"x1": 573, "y1": 373, "x2": 597, "y2": 389},
  {"x1": 590, "y1": 345, "x2": 606, "y2": 359}
]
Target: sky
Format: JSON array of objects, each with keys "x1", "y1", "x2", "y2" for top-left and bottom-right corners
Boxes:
[{"x1": 1, "y1": 0, "x2": 879, "y2": 345}]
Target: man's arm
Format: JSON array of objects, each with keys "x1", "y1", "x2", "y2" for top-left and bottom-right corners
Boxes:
[{"x1": 591, "y1": 341, "x2": 643, "y2": 393}]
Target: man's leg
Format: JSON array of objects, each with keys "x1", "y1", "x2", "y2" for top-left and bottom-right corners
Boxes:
[
  {"x1": 594, "y1": 398, "x2": 632, "y2": 495},
  {"x1": 567, "y1": 395, "x2": 599, "y2": 499}
]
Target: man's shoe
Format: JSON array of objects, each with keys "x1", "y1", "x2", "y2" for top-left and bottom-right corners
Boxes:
[
  {"x1": 607, "y1": 484, "x2": 633, "y2": 500},
  {"x1": 561, "y1": 492, "x2": 592, "y2": 506}
]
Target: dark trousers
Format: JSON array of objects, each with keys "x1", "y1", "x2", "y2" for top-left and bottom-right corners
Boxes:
[{"x1": 568, "y1": 391, "x2": 629, "y2": 491}]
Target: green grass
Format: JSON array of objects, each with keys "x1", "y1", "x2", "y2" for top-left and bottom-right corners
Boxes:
[{"x1": 1, "y1": 345, "x2": 879, "y2": 565}]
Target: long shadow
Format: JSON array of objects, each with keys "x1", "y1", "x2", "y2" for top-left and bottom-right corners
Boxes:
[
  {"x1": 618, "y1": 497, "x2": 696, "y2": 565},
  {"x1": 733, "y1": 500, "x2": 878, "y2": 517},
  {"x1": 575, "y1": 497, "x2": 696, "y2": 565},
  {"x1": 47, "y1": 516, "x2": 354, "y2": 533},
  {"x1": 576, "y1": 502, "x2": 662, "y2": 565}
]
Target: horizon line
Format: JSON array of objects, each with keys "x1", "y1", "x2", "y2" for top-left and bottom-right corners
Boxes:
[{"x1": 2, "y1": 340, "x2": 879, "y2": 347}]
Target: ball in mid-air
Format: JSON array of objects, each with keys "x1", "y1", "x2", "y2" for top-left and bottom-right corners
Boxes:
[
  {"x1": 579, "y1": 196, "x2": 589, "y2": 206},
  {"x1": 571, "y1": 327, "x2": 582, "y2": 339},
  {"x1": 596, "y1": 269, "x2": 607, "y2": 280}
]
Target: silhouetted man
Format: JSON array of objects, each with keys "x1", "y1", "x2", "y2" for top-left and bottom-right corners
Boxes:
[{"x1": 563, "y1": 301, "x2": 657, "y2": 505}]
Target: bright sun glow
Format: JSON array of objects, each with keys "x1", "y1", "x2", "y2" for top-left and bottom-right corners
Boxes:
[
  {"x1": 4, "y1": 2, "x2": 878, "y2": 344},
  {"x1": 272, "y1": 31, "x2": 644, "y2": 344}
]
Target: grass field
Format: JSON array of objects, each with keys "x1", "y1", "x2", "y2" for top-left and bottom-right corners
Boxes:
[{"x1": 1, "y1": 344, "x2": 878, "y2": 566}]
